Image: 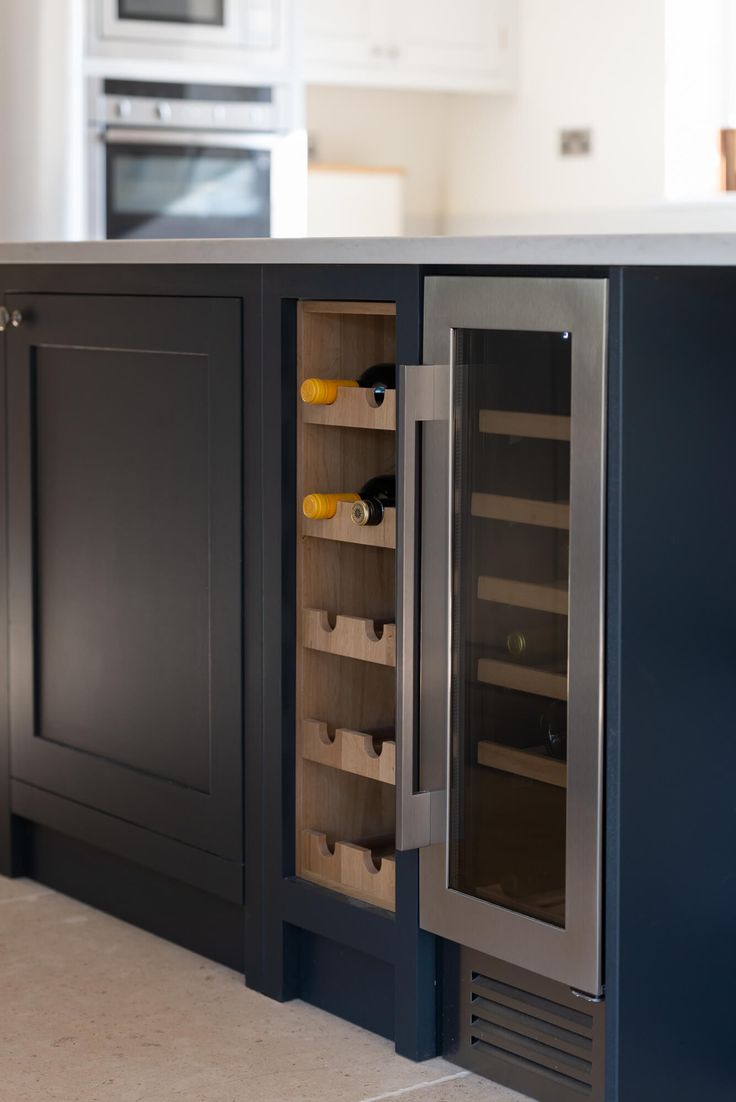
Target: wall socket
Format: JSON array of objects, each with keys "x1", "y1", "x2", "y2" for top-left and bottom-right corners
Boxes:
[{"x1": 559, "y1": 129, "x2": 592, "y2": 156}]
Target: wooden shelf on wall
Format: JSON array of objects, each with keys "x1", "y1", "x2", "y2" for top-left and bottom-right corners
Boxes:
[
  {"x1": 472, "y1": 493, "x2": 570, "y2": 530},
  {"x1": 303, "y1": 608, "x2": 396, "y2": 667},
  {"x1": 479, "y1": 410, "x2": 571, "y2": 441},
  {"x1": 477, "y1": 740, "x2": 567, "y2": 788},
  {"x1": 302, "y1": 719, "x2": 396, "y2": 785},
  {"x1": 477, "y1": 575, "x2": 568, "y2": 615},
  {"x1": 477, "y1": 658, "x2": 567, "y2": 701},
  {"x1": 303, "y1": 501, "x2": 396, "y2": 550},
  {"x1": 300, "y1": 829, "x2": 396, "y2": 911},
  {"x1": 302, "y1": 387, "x2": 396, "y2": 432}
]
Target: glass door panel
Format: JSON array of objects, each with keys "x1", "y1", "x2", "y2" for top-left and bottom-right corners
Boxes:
[
  {"x1": 449, "y1": 328, "x2": 572, "y2": 928},
  {"x1": 118, "y1": 0, "x2": 225, "y2": 25}
]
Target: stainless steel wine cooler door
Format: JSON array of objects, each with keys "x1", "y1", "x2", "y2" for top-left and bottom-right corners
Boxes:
[{"x1": 398, "y1": 277, "x2": 607, "y2": 995}]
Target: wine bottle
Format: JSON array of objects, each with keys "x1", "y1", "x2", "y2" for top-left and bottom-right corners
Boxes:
[
  {"x1": 505, "y1": 623, "x2": 563, "y2": 664},
  {"x1": 302, "y1": 492, "x2": 360, "y2": 520},
  {"x1": 350, "y1": 474, "x2": 396, "y2": 527},
  {"x1": 300, "y1": 363, "x2": 396, "y2": 406},
  {"x1": 539, "y1": 699, "x2": 567, "y2": 760}
]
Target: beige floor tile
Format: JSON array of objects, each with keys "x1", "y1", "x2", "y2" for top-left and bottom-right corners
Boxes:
[{"x1": 0, "y1": 875, "x2": 530, "y2": 1102}]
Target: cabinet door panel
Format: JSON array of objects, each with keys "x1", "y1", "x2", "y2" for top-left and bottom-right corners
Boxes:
[
  {"x1": 6, "y1": 294, "x2": 242, "y2": 860},
  {"x1": 305, "y1": 0, "x2": 380, "y2": 68},
  {"x1": 397, "y1": 0, "x2": 512, "y2": 83}
]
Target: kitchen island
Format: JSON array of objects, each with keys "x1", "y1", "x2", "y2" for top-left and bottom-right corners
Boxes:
[{"x1": 1, "y1": 235, "x2": 734, "y2": 1102}]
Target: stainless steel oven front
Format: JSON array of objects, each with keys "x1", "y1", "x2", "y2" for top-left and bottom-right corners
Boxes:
[
  {"x1": 88, "y1": 79, "x2": 306, "y2": 239},
  {"x1": 397, "y1": 276, "x2": 608, "y2": 996}
]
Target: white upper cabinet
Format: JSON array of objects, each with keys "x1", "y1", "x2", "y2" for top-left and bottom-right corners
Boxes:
[{"x1": 304, "y1": 0, "x2": 517, "y2": 93}]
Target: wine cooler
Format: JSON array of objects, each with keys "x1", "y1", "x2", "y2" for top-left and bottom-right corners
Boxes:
[{"x1": 398, "y1": 277, "x2": 608, "y2": 1001}]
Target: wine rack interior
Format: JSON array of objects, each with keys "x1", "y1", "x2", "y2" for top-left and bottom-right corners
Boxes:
[
  {"x1": 451, "y1": 327, "x2": 571, "y2": 930},
  {"x1": 296, "y1": 300, "x2": 397, "y2": 911}
]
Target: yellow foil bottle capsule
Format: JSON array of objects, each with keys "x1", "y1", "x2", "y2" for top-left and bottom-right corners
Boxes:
[
  {"x1": 300, "y1": 377, "x2": 359, "y2": 405},
  {"x1": 303, "y1": 492, "x2": 360, "y2": 520}
]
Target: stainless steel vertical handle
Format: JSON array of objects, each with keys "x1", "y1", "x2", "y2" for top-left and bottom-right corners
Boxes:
[{"x1": 396, "y1": 363, "x2": 451, "y2": 851}]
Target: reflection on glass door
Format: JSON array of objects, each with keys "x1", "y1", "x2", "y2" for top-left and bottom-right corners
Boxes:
[{"x1": 449, "y1": 328, "x2": 572, "y2": 929}]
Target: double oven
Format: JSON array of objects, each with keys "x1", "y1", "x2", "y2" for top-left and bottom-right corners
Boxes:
[
  {"x1": 88, "y1": 78, "x2": 306, "y2": 239},
  {"x1": 86, "y1": 1, "x2": 304, "y2": 239}
]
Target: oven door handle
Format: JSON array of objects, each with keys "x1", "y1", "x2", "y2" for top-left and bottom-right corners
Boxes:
[
  {"x1": 396, "y1": 362, "x2": 451, "y2": 851},
  {"x1": 102, "y1": 128, "x2": 281, "y2": 151}
]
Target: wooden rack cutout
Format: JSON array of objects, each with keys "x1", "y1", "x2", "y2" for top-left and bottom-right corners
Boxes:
[
  {"x1": 477, "y1": 658, "x2": 568, "y2": 701},
  {"x1": 472, "y1": 493, "x2": 570, "y2": 530},
  {"x1": 303, "y1": 609, "x2": 397, "y2": 667},
  {"x1": 296, "y1": 298, "x2": 397, "y2": 911},
  {"x1": 303, "y1": 500, "x2": 396, "y2": 550},
  {"x1": 477, "y1": 741, "x2": 567, "y2": 788},
  {"x1": 477, "y1": 575, "x2": 568, "y2": 615},
  {"x1": 303, "y1": 719, "x2": 396, "y2": 785},
  {"x1": 302, "y1": 387, "x2": 396, "y2": 432},
  {"x1": 479, "y1": 410, "x2": 571, "y2": 441},
  {"x1": 301, "y1": 829, "x2": 396, "y2": 911}
]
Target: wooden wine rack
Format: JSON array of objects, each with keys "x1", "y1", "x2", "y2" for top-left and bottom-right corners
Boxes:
[
  {"x1": 473, "y1": 405, "x2": 571, "y2": 792},
  {"x1": 296, "y1": 300, "x2": 397, "y2": 912}
]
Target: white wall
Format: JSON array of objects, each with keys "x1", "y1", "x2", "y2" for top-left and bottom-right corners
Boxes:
[
  {"x1": 0, "y1": 0, "x2": 86, "y2": 241},
  {"x1": 443, "y1": 0, "x2": 668, "y2": 232},
  {"x1": 306, "y1": 85, "x2": 450, "y2": 235},
  {"x1": 665, "y1": 0, "x2": 724, "y2": 198}
]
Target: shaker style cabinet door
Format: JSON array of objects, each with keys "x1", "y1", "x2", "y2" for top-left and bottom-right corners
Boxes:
[{"x1": 5, "y1": 294, "x2": 242, "y2": 860}]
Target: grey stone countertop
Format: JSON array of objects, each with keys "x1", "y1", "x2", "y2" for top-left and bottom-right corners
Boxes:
[{"x1": 2, "y1": 233, "x2": 736, "y2": 266}]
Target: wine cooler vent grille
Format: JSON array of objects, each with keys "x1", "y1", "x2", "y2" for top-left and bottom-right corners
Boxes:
[{"x1": 452, "y1": 950, "x2": 604, "y2": 1102}]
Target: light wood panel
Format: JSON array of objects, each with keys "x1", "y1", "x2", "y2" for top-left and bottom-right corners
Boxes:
[
  {"x1": 303, "y1": 501, "x2": 396, "y2": 550},
  {"x1": 303, "y1": 719, "x2": 396, "y2": 785},
  {"x1": 303, "y1": 608, "x2": 396, "y2": 667},
  {"x1": 477, "y1": 575, "x2": 568, "y2": 615},
  {"x1": 477, "y1": 741, "x2": 567, "y2": 788},
  {"x1": 472, "y1": 492, "x2": 570, "y2": 530},
  {"x1": 300, "y1": 300, "x2": 396, "y2": 316},
  {"x1": 300, "y1": 829, "x2": 396, "y2": 911},
  {"x1": 296, "y1": 299, "x2": 397, "y2": 907},
  {"x1": 302, "y1": 387, "x2": 396, "y2": 431},
  {"x1": 477, "y1": 658, "x2": 568, "y2": 701},
  {"x1": 479, "y1": 410, "x2": 571, "y2": 441}
]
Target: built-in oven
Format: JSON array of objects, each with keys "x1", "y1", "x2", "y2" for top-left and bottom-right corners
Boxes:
[
  {"x1": 88, "y1": 79, "x2": 306, "y2": 239},
  {"x1": 397, "y1": 277, "x2": 608, "y2": 998}
]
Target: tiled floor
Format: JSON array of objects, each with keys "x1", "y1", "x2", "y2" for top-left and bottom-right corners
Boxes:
[{"x1": 0, "y1": 874, "x2": 529, "y2": 1102}]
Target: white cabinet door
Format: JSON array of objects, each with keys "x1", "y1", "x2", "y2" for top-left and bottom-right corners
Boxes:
[
  {"x1": 304, "y1": 0, "x2": 516, "y2": 93},
  {"x1": 304, "y1": 0, "x2": 383, "y2": 69},
  {"x1": 394, "y1": 0, "x2": 515, "y2": 92}
]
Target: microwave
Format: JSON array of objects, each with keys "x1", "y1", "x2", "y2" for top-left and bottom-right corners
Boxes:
[{"x1": 91, "y1": 0, "x2": 284, "y2": 62}]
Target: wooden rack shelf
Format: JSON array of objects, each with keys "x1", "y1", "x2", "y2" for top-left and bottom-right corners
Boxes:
[
  {"x1": 477, "y1": 740, "x2": 567, "y2": 788},
  {"x1": 477, "y1": 658, "x2": 568, "y2": 701},
  {"x1": 302, "y1": 719, "x2": 396, "y2": 785},
  {"x1": 479, "y1": 410, "x2": 571, "y2": 441},
  {"x1": 472, "y1": 493, "x2": 570, "y2": 530},
  {"x1": 476, "y1": 882, "x2": 565, "y2": 926},
  {"x1": 300, "y1": 300, "x2": 396, "y2": 317},
  {"x1": 477, "y1": 575, "x2": 568, "y2": 615},
  {"x1": 303, "y1": 609, "x2": 396, "y2": 667},
  {"x1": 300, "y1": 829, "x2": 396, "y2": 911},
  {"x1": 303, "y1": 500, "x2": 396, "y2": 550},
  {"x1": 302, "y1": 387, "x2": 396, "y2": 432}
]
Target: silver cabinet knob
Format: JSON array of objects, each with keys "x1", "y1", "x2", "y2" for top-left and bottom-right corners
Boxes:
[
  {"x1": 155, "y1": 101, "x2": 172, "y2": 121},
  {"x1": 0, "y1": 306, "x2": 9, "y2": 332},
  {"x1": 116, "y1": 98, "x2": 132, "y2": 119},
  {"x1": 10, "y1": 309, "x2": 22, "y2": 328}
]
